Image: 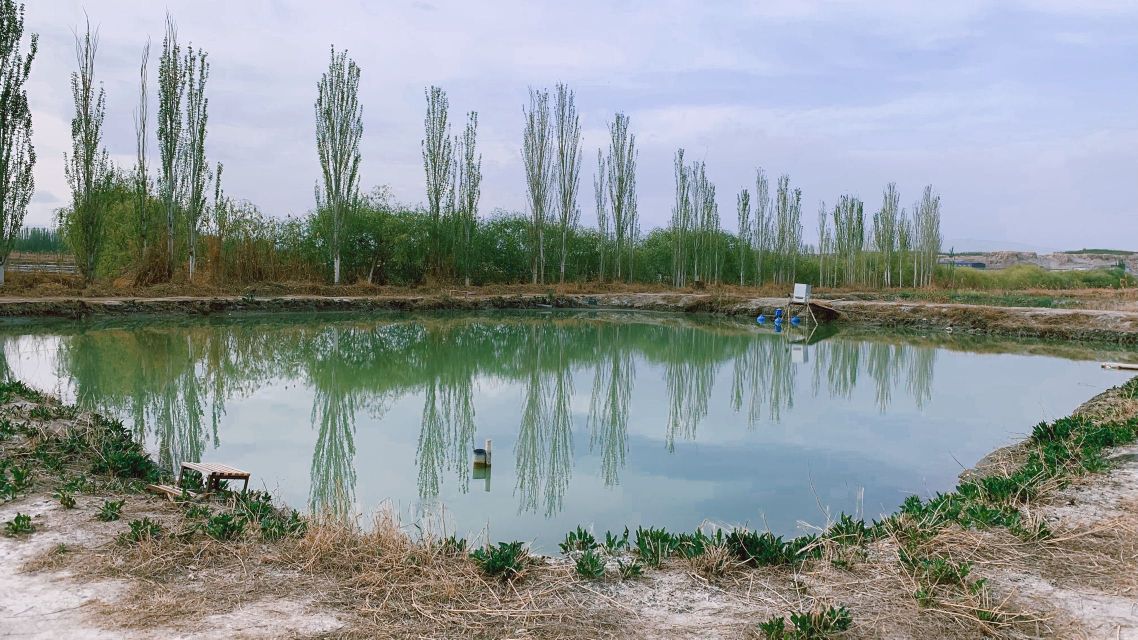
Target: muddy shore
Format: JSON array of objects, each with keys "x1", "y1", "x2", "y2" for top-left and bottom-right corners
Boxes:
[{"x1": 2, "y1": 292, "x2": 1138, "y2": 346}]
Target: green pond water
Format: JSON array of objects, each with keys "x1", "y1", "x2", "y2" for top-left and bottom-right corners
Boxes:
[{"x1": 1, "y1": 310, "x2": 1132, "y2": 549}]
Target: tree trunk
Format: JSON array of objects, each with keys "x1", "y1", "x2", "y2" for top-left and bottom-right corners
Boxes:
[
  {"x1": 0, "y1": 263, "x2": 6, "y2": 287},
  {"x1": 334, "y1": 254, "x2": 341, "y2": 285}
]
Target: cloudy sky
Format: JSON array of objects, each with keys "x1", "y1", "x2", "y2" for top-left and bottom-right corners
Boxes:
[{"x1": 23, "y1": 1, "x2": 1138, "y2": 252}]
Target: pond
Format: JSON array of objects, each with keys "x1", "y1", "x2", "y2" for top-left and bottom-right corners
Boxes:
[{"x1": 0, "y1": 310, "x2": 1131, "y2": 549}]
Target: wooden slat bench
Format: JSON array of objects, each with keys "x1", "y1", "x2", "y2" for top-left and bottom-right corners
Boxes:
[{"x1": 146, "y1": 461, "x2": 251, "y2": 501}]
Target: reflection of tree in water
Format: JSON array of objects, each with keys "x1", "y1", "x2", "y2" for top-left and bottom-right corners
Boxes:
[
  {"x1": 513, "y1": 322, "x2": 574, "y2": 516},
  {"x1": 12, "y1": 312, "x2": 959, "y2": 520},
  {"x1": 587, "y1": 326, "x2": 633, "y2": 486}
]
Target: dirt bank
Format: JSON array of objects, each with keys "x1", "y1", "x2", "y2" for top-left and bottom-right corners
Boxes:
[{"x1": 2, "y1": 291, "x2": 1138, "y2": 346}]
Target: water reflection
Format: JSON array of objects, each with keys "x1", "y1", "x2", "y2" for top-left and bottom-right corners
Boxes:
[{"x1": 1, "y1": 312, "x2": 962, "y2": 519}]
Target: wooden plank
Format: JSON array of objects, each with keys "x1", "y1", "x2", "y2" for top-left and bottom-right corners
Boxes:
[
  {"x1": 146, "y1": 484, "x2": 200, "y2": 500},
  {"x1": 1102, "y1": 362, "x2": 1138, "y2": 371}
]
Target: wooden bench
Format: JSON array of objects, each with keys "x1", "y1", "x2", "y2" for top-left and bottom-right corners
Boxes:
[{"x1": 147, "y1": 461, "x2": 251, "y2": 501}]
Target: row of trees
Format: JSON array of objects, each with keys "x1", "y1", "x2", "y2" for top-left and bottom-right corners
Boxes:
[{"x1": 0, "y1": 4, "x2": 948, "y2": 290}]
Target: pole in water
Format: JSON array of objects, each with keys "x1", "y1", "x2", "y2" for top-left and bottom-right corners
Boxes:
[{"x1": 474, "y1": 438, "x2": 492, "y2": 467}]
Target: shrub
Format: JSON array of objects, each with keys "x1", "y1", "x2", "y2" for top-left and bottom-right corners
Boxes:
[
  {"x1": 602, "y1": 527, "x2": 630, "y2": 554},
  {"x1": 470, "y1": 541, "x2": 529, "y2": 580},
  {"x1": 123, "y1": 518, "x2": 162, "y2": 543},
  {"x1": 726, "y1": 530, "x2": 820, "y2": 567},
  {"x1": 203, "y1": 512, "x2": 246, "y2": 541},
  {"x1": 95, "y1": 499, "x2": 125, "y2": 522},
  {"x1": 4, "y1": 512, "x2": 34, "y2": 536},
  {"x1": 758, "y1": 605, "x2": 853, "y2": 639},
  {"x1": 259, "y1": 509, "x2": 306, "y2": 541},
  {"x1": 560, "y1": 525, "x2": 598, "y2": 554},
  {"x1": 575, "y1": 549, "x2": 606, "y2": 580},
  {"x1": 616, "y1": 558, "x2": 643, "y2": 579},
  {"x1": 54, "y1": 491, "x2": 76, "y2": 508},
  {"x1": 634, "y1": 527, "x2": 678, "y2": 567}
]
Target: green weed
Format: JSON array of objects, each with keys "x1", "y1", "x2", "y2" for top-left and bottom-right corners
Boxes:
[
  {"x1": 95, "y1": 499, "x2": 125, "y2": 522},
  {"x1": 602, "y1": 527, "x2": 630, "y2": 554},
  {"x1": 470, "y1": 541, "x2": 529, "y2": 580},
  {"x1": 575, "y1": 549, "x2": 606, "y2": 580},
  {"x1": 54, "y1": 491, "x2": 76, "y2": 508},
  {"x1": 617, "y1": 558, "x2": 643, "y2": 579},
  {"x1": 758, "y1": 605, "x2": 853, "y2": 639},
  {"x1": 203, "y1": 512, "x2": 246, "y2": 541},
  {"x1": 559, "y1": 525, "x2": 598, "y2": 554},
  {"x1": 634, "y1": 526, "x2": 678, "y2": 567},
  {"x1": 123, "y1": 518, "x2": 162, "y2": 543},
  {"x1": 4, "y1": 512, "x2": 34, "y2": 536},
  {"x1": 726, "y1": 530, "x2": 821, "y2": 567}
]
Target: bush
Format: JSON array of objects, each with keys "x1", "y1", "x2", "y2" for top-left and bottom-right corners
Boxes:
[
  {"x1": 758, "y1": 605, "x2": 853, "y2": 639},
  {"x1": 123, "y1": 518, "x2": 162, "y2": 543},
  {"x1": 634, "y1": 527, "x2": 678, "y2": 567},
  {"x1": 575, "y1": 549, "x2": 606, "y2": 580},
  {"x1": 95, "y1": 499, "x2": 125, "y2": 522},
  {"x1": 203, "y1": 512, "x2": 246, "y2": 541},
  {"x1": 4, "y1": 512, "x2": 34, "y2": 536},
  {"x1": 726, "y1": 530, "x2": 820, "y2": 567},
  {"x1": 470, "y1": 541, "x2": 529, "y2": 580},
  {"x1": 560, "y1": 525, "x2": 598, "y2": 554}
]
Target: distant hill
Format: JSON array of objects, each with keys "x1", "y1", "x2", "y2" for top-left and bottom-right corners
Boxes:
[{"x1": 1061, "y1": 248, "x2": 1135, "y2": 256}]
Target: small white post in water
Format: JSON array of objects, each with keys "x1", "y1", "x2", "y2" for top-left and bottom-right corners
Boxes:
[{"x1": 474, "y1": 438, "x2": 492, "y2": 467}]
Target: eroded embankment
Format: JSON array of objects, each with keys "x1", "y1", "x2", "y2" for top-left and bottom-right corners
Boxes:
[
  {"x1": 2, "y1": 291, "x2": 1138, "y2": 346},
  {"x1": 2, "y1": 377, "x2": 1138, "y2": 638}
]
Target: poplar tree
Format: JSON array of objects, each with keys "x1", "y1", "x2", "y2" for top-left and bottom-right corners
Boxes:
[
  {"x1": 183, "y1": 44, "x2": 209, "y2": 282},
  {"x1": 605, "y1": 113, "x2": 637, "y2": 282},
  {"x1": 454, "y1": 111, "x2": 480, "y2": 286},
  {"x1": 669, "y1": 148, "x2": 690, "y2": 286},
  {"x1": 522, "y1": 88, "x2": 552, "y2": 284},
  {"x1": 553, "y1": 83, "x2": 581, "y2": 284},
  {"x1": 594, "y1": 150, "x2": 608, "y2": 281},
  {"x1": 752, "y1": 169, "x2": 771, "y2": 285},
  {"x1": 0, "y1": 0, "x2": 36, "y2": 286},
  {"x1": 422, "y1": 85, "x2": 452, "y2": 277},
  {"x1": 133, "y1": 41, "x2": 150, "y2": 263},
  {"x1": 736, "y1": 188, "x2": 751, "y2": 285},
  {"x1": 872, "y1": 182, "x2": 899, "y2": 287},
  {"x1": 315, "y1": 47, "x2": 362, "y2": 285},
  {"x1": 157, "y1": 15, "x2": 185, "y2": 277},
  {"x1": 65, "y1": 19, "x2": 111, "y2": 284}
]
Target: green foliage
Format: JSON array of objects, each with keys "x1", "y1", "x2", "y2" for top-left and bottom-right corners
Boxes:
[
  {"x1": 758, "y1": 606, "x2": 853, "y2": 639},
  {"x1": 203, "y1": 512, "x2": 245, "y2": 541},
  {"x1": 616, "y1": 558, "x2": 643, "y2": 580},
  {"x1": 0, "y1": 380, "x2": 44, "y2": 404},
  {"x1": 825, "y1": 514, "x2": 875, "y2": 546},
  {"x1": 899, "y1": 549, "x2": 972, "y2": 587},
  {"x1": 183, "y1": 503, "x2": 211, "y2": 520},
  {"x1": 11, "y1": 226, "x2": 63, "y2": 253},
  {"x1": 676, "y1": 528, "x2": 725, "y2": 559},
  {"x1": 470, "y1": 541, "x2": 529, "y2": 580},
  {"x1": 4, "y1": 512, "x2": 34, "y2": 536},
  {"x1": 437, "y1": 535, "x2": 467, "y2": 555},
  {"x1": 259, "y1": 509, "x2": 305, "y2": 542},
  {"x1": 634, "y1": 526, "x2": 678, "y2": 567},
  {"x1": 574, "y1": 549, "x2": 606, "y2": 580},
  {"x1": 601, "y1": 527, "x2": 630, "y2": 554},
  {"x1": 0, "y1": 461, "x2": 31, "y2": 500},
  {"x1": 95, "y1": 498, "x2": 125, "y2": 522},
  {"x1": 54, "y1": 490, "x2": 76, "y2": 508},
  {"x1": 88, "y1": 418, "x2": 159, "y2": 482},
  {"x1": 559, "y1": 525, "x2": 598, "y2": 554},
  {"x1": 725, "y1": 530, "x2": 821, "y2": 567},
  {"x1": 123, "y1": 517, "x2": 162, "y2": 543}
]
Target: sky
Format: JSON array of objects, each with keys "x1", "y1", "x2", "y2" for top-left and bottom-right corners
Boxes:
[{"x1": 22, "y1": 0, "x2": 1138, "y2": 253}]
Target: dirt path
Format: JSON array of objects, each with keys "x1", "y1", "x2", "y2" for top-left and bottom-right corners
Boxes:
[{"x1": 1, "y1": 292, "x2": 1137, "y2": 346}]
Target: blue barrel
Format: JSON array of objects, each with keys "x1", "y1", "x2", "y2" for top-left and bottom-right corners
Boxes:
[
  {"x1": 756, "y1": 314, "x2": 766, "y2": 324},
  {"x1": 790, "y1": 316, "x2": 801, "y2": 325},
  {"x1": 774, "y1": 308, "x2": 783, "y2": 318}
]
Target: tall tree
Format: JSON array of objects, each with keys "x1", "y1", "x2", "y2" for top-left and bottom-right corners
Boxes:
[
  {"x1": 605, "y1": 112, "x2": 637, "y2": 282},
  {"x1": 872, "y1": 182, "x2": 900, "y2": 287},
  {"x1": 553, "y1": 83, "x2": 581, "y2": 284},
  {"x1": 736, "y1": 188, "x2": 751, "y2": 285},
  {"x1": 183, "y1": 44, "x2": 209, "y2": 282},
  {"x1": 157, "y1": 15, "x2": 185, "y2": 278},
  {"x1": 422, "y1": 86, "x2": 453, "y2": 278},
  {"x1": 522, "y1": 88, "x2": 552, "y2": 284},
  {"x1": 0, "y1": 0, "x2": 36, "y2": 286},
  {"x1": 65, "y1": 19, "x2": 112, "y2": 284},
  {"x1": 669, "y1": 148, "x2": 691, "y2": 287},
  {"x1": 315, "y1": 47, "x2": 362, "y2": 285},
  {"x1": 594, "y1": 149, "x2": 608, "y2": 282},
  {"x1": 752, "y1": 169, "x2": 771, "y2": 285},
  {"x1": 133, "y1": 40, "x2": 150, "y2": 264},
  {"x1": 454, "y1": 111, "x2": 480, "y2": 286}
]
